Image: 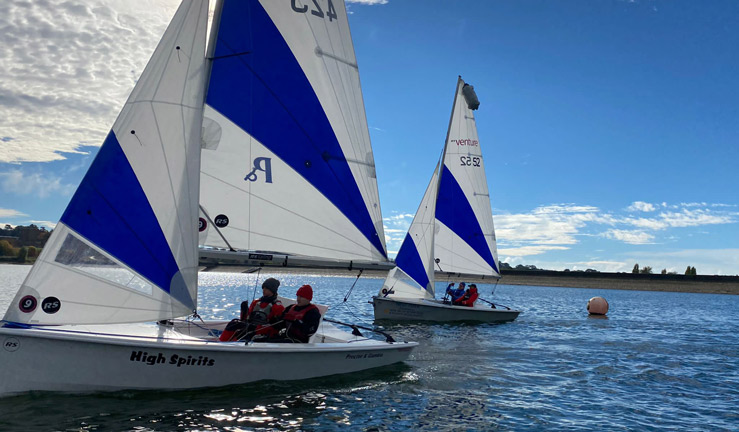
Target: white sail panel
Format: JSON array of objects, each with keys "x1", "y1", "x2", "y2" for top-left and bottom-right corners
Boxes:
[
  {"x1": 260, "y1": 0, "x2": 384, "y2": 250},
  {"x1": 380, "y1": 267, "x2": 433, "y2": 300},
  {"x1": 201, "y1": 0, "x2": 387, "y2": 262},
  {"x1": 434, "y1": 221, "x2": 496, "y2": 276},
  {"x1": 3, "y1": 224, "x2": 193, "y2": 324},
  {"x1": 382, "y1": 165, "x2": 440, "y2": 298},
  {"x1": 2, "y1": 0, "x2": 208, "y2": 325},
  {"x1": 436, "y1": 78, "x2": 500, "y2": 277},
  {"x1": 200, "y1": 108, "x2": 386, "y2": 261}
]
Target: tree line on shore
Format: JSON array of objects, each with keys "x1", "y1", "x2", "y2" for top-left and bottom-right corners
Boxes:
[
  {"x1": 632, "y1": 263, "x2": 697, "y2": 275},
  {"x1": 0, "y1": 224, "x2": 51, "y2": 263}
]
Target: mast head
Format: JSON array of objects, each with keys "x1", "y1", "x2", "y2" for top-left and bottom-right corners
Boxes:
[{"x1": 462, "y1": 83, "x2": 480, "y2": 110}]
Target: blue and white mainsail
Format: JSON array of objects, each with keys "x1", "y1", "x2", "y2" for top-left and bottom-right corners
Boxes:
[
  {"x1": 381, "y1": 77, "x2": 500, "y2": 299},
  {"x1": 3, "y1": 0, "x2": 209, "y2": 325},
  {"x1": 199, "y1": 0, "x2": 388, "y2": 263}
]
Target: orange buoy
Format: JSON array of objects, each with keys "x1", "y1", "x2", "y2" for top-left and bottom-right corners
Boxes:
[{"x1": 587, "y1": 297, "x2": 609, "y2": 315}]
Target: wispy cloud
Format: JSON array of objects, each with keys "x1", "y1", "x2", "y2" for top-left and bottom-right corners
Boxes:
[
  {"x1": 0, "y1": 169, "x2": 75, "y2": 198},
  {"x1": 0, "y1": 208, "x2": 26, "y2": 218},
  {"x1": 626, "y1": 201, "x2": 656, "y2": 212},
  {"x1": 602, "y1": 229, "x2": 654, "y2": 245}
]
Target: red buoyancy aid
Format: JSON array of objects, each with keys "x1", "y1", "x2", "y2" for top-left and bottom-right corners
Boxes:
[
  {"x1": 284, "y1": 303, "x2": 319, "y2": 322},
  {"x1": 456, "y1": 287, "x2": 479, "y2": 307},
  {"x1": 246, "y1": 298, "x2": 284, "y2": 337},
  {"x1": 283, "y1": 304, "x2": 321, "y2": 342}
]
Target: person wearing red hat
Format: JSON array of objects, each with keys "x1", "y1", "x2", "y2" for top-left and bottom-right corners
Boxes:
[
  {"x1": 456, "y1": 284, "x2": 479, "y2": 307},
  {"x1": 219, "y1": 277, "x2": 285, "y2": 342},
  {"x1": 269, "y1": 284, "x2": 322, "y2": 343}
]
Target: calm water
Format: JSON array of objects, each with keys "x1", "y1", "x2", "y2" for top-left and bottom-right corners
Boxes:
[{"x1": 0, "y1": 264, "x2": 737, "y2": 431}]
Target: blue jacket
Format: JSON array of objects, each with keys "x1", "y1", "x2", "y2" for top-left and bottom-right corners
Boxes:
[{"x1": 446, "y1": 284, "x2": 465, "y2": 302}]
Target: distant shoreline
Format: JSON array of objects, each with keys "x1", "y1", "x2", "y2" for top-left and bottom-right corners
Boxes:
[{"x1": 201, "y1": 266, "x2": 739, "y2": 295}]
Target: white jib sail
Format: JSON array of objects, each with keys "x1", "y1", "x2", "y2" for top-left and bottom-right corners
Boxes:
[
  {"x1": 199, "y1": 0, "x2": 387, "y2": 263},
  {"x1": 3, "y1": 0, "x2": 209, "y2": 325},
  {"x1": 435, "y1": 77, "x2": 500, "y2": 277},
  {"x1": 380, "y1": 165, "x2": 440, "y2": 300}
]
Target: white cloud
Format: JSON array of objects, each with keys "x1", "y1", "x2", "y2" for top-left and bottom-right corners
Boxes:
[
  {"x1": 0, "y1": 0, "x2": 181, "y2": 163},
  {"x1": 495, "y1": 204, "x2": 612, "y2": 248},
  {"x1": 0, "y1": 208, "x2": 26, "y2": 218},
  {"x1": 626, "y1": 201, "x2": 656, "y2": 212},
  {"x1": 0, "y1": 169, "x2": 75, "y2": 198},
  {"x1": 29, "y1": 220, "x2": 57, "y2": 230},
  {"x1": 602, "y1": 229, "x2": 654, "y2": 245}
]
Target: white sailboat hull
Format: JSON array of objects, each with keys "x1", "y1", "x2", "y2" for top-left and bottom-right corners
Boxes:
[
  {"x1": 0, "y1": 321, "x2": 417, "y2": 397},
  {"x1": 372, "y1": 296, "x2": 520, "y2": 323}
]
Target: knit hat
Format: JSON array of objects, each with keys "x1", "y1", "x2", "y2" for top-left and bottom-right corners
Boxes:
[
  {"x1": 262, "y1": 278, "x2": 280, "y2": 294},
  {"x1": 296, "y1": 284, "x2": 313, "y2": 301}
]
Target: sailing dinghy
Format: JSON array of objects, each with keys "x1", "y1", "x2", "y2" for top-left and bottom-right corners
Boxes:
[
  {"x1": 372, "y1": 77, "x2": 521, "y2": 323},
  {"x1": 0, "y1": 0, "x2": 416, "y2": 397}
]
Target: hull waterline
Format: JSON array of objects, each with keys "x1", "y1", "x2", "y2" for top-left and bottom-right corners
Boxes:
[{"x1": 372, "y1": 296, "x2": 520, "y2": 323}]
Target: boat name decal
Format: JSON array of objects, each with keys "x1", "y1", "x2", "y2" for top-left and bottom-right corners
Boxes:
[
  {"x1": 345, "y1": 353, "x2": 384, "y2": 360},
  {"x1": 244, "y1": 157, "x2": 273, "y2": 184},
  {"x1": 130, "y1": 351, "x2": 215, "y2": 367},
  {"x1": 248, "y1": 253, "x2": 274, "y2": 261},
  {"x1": 451, "y1": 139, "x2": 479, "y2": 147}
]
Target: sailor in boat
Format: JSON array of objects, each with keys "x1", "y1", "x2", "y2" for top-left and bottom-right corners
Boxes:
[
  {"x1": 219, "y1": 278, "x2": 285, "y2": 342},
  {"x1": 445, "y1": 282, "x2": 466, "y2": 304},
  {"x1": 266, "y1": 285, "x2": 322, "y2": 343},
  {"x1": 455, "y1": 284, "x2": 480, "y2": 307}
]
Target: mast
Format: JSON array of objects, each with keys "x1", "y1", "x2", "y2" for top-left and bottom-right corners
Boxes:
[{"x1": 430, "y1": 76, "x2": 465, "y2": 281}]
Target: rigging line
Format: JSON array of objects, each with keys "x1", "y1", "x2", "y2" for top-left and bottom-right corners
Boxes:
[
  {"x1": 250, "y1": 267, "x2": 262, "y2": 304},
  {"x1": 199, "y1": 205, "x2": 235, "y2": 251},
  {"x1": 342, "y1": 269, "x2": 364, "y2": 303}
]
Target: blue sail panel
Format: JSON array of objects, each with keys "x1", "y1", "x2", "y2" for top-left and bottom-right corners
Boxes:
[
  {"x1": 206, "y1": 0, "x2": 386, "y2": 258},
  {"x1": 395, "y1": 233, "x2": 431, "y2": 293},
  {"x1": 60, "y1": 131, "x2": 194, "y2": 309},
  {"x1": 436, "y1": 165, "x2": 499, "y2": 274}
]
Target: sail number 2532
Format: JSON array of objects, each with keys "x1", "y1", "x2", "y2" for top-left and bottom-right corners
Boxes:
[
  {"x1": 460, "y1": 156, "x2": 481, "y2": 167},
  {"x1": 292, "y1": 0, "x2": 339, "y2": 21}
]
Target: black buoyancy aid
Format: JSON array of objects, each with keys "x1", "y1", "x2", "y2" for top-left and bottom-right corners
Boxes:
[{"x1": 248, "y1": 296, "x2": 280, "y2": 325}]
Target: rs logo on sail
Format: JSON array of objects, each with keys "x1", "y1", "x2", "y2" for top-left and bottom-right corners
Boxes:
[{"x1": 244, "y1": 157, "x2": 273, "y2": 183}]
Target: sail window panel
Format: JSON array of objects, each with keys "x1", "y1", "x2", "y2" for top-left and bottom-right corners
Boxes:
[
  {"x1": 54, "y1": 233, "x2": 154, "y2": 296},
  {"x1": 381, "y1": 267, "x2": 433, "y2": 300}
]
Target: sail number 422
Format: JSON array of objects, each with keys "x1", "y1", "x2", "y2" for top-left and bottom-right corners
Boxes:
[
  {"x1": 292, "y1": 0, "x2": 339, "y2": 21},
  {"x1": 460, "y1": 156, "x2": 481, "y2": 167}
]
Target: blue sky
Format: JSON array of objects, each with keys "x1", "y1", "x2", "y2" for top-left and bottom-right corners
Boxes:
[{"x1": 1, "y1": 0, "x2": 737, "y2": 275}]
